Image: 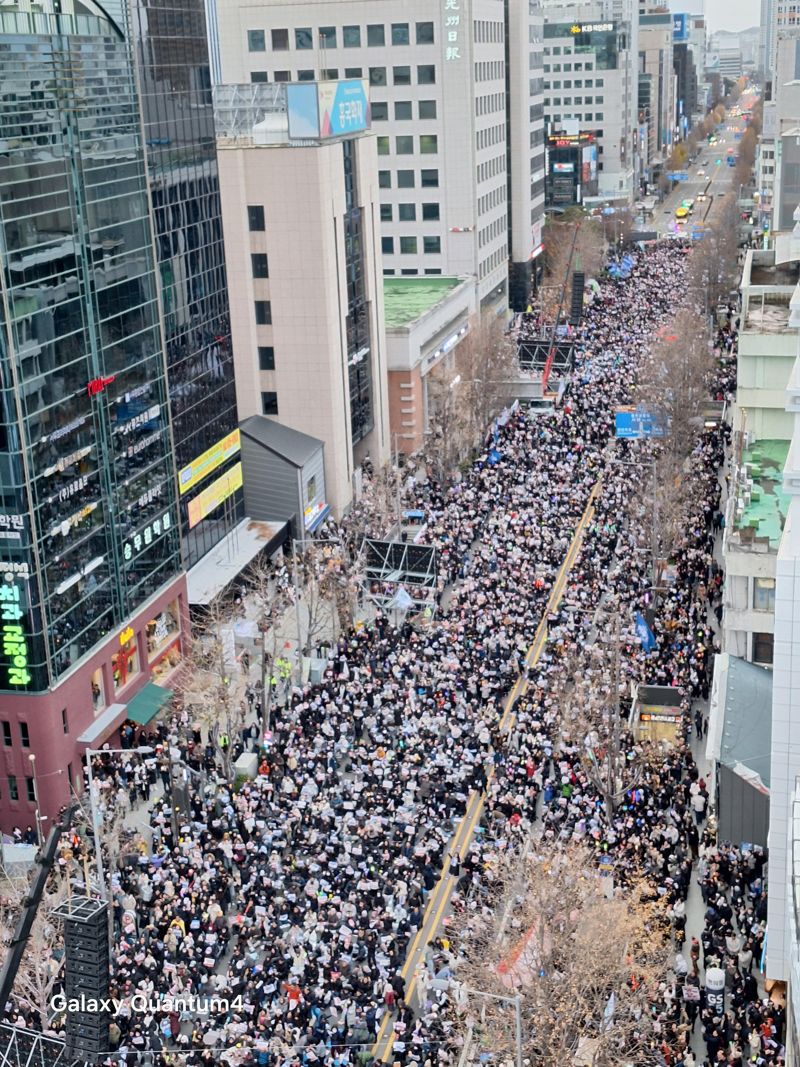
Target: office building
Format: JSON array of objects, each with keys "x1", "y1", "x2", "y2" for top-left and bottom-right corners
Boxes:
[
  {"x1": 638, "y1": 10, "x2": 676, "y2": 184},
  {"x1": 213, "y1": 82, "x2": 390, "y2": 514},
  {"x1": 214, "y1": 0, "x2": 547, "y2": 313},
  {"x1": 540, "y1": 1, "x2": 639, "y2": 204},
  {"x1": 127, "y1": 0, "x2": 244, "y2": 570},
  {"x1": 0, "y1": 0, "x2": 187, "y2": 826}
]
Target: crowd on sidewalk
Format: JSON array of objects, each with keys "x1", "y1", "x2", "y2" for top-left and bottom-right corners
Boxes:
[{"x1": 3, "y1": 243, "x2": 780, "y2": 1067}]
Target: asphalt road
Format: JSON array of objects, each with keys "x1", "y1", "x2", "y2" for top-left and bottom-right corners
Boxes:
[{"x1": 656, "y1": 114, "x2": 747, "y2": 237}]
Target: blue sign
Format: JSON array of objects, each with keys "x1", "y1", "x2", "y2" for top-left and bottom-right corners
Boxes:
[
  {"x1": 286, "y1": 80, "x2": 371, "y2": 141},
  {"x1": 666, "y1": 171, "x2": 689, "y2": 182},
  {"x1": 672, "y1": 12, "x2": 688, "y2": 41},
  {"x1": 615, "y1": 407, "x2": 666, "y2": 439}
]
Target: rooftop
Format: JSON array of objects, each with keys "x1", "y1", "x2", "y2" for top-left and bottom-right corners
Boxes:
[
  {"x1": 736, "y1": 439, "x2": 791, "y2": 548},
  {"x1": 383, "y1": 277, "x2": 463, "y2": 328}
]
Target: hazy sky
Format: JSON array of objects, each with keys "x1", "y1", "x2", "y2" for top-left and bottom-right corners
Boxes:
[{"x1": 702, "y1": 0, "x2": 760, "y2": 34}]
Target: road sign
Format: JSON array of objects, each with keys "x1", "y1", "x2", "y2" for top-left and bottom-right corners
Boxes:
[
  {"x1": 666, "y1": 171, "x2": 689, "y2": 181},
  {"x1": 615, "y1": 407, "x2": 666, "y2": 439}
]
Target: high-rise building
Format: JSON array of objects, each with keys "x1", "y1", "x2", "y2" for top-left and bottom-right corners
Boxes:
[
  {"x1": 638, "y1": 10, "x2": 676, "y2": 185},
  {"x1": 538, "y1": 0, "x2": 639, "y2": 204},
  {"x1": 214, "y1": 0, "x2": 547, "y2": 314},
  {"x1": 0, "y1": 0, "x2": 188, "y2": 825},
  {"x1": 127, "y1": 0, "x2": 243, "y2": 569}
]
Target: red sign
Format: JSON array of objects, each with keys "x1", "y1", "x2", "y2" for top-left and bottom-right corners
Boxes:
[{"x1": 87, "y1": 375, "x2": 116, "y2": 397}]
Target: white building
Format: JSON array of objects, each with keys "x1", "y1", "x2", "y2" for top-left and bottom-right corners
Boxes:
[
  {"x1": 214, "y1": 0, "x2": 546, "y2": 313},
  {"x1": 212, "y1": 83, "x2": 390, "y2": 515},
  {"x1": 539, "y1": 0, "x2": 639, "y2": 203}
]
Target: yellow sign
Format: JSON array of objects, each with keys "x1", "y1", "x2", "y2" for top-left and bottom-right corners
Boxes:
[
  {"x1": 187, "y1": 462, "x2": 243, "y2": 529},
  {"x1": 178, "y1": 430, "x2": 240, "y2": 496},
  {"x1": 120, "y1": 626, "x2": 134, "y2": 646}
]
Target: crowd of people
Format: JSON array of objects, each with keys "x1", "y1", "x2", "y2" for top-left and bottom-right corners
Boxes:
[{"x1": 3, "y1": 240, "x2": 780, "y2": 1067}]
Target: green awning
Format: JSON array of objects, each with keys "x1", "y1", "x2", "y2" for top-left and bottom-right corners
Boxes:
[{"x1": 125, "y1": 681, "x2": 173, "y2": 725}]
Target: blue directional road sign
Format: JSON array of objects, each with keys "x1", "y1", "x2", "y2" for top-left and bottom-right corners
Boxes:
[
  {"x1": 615, "y1": 407, "x2": 666, "y2": 439},
  {"x1": 666, "y1": 171, "x2": 689, "y2": 181}
]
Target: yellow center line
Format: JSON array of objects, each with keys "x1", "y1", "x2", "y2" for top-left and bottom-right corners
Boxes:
[{"x1": 372, "y1": 480, "x2": 602, "y2": 1062}]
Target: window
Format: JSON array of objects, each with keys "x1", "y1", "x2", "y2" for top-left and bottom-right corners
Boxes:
[
  {"x1": 251, "y1": 253, "x2": 269, "y2": 279},
  {"x1": 254, "y1": 300, "x2": 272, "y2": 325},
  {"x1": 307, "y1": 476, "x2": 317, "y2": 502},
  {"x1": 422, "y1": 202, "x2": 440, "y2": 220},
  {"x1": 61, "y1": 708, "x2": 68, "y2": 734},
  {"x1": 423, "y1": 236, "x2": 441, "y2": 253},
  {"x1": 421, "y1": 169, "x2": 439, "y2": 187},
  {"x1": 379, "y1": 170, "x2": 391, "y2": 188},
  {"x1": 344, "y1": 67, "x2": 363, "y2": 78},
  {"x1": 395, "y1": 101, "x2": 412, "y2": 120},
  {"x1": 381, "y1": 236, "x2": 394, "y2": 254},
  {"x1": 272, "y1": 71, "x2": 290, "y2": 82},
  {"x1": 396, "y1": 135, "x2": 413, "y2": 154},
  {"x1": 270, "y1": 28, "x2": 288, "y2": 50},
  {"x1": 377, "y1": 136, "x2": 390, "y2": 155},
  {"x1": 418, "y1": 65, "x2": 436, "y2": 84},
  {"x1": 416, "y1": 21, "x2": 435, "y2": 44},
  {"x1": 295, "y1": 27, "x2": 312, "y2": 49},
  {"x1": 67, "y1": 763, "x2": 73, "y2": 790},
  {"x1": 8, "y1": 776, "x2": 18, "y2": 802},
  {"x1": 419, "y1": 100, "x2": 437, "y2": 119},
  {"x1": 319, "y1": 26, "x2": 336, "y2": 47},
  {"x1": 321, "y1": 69, "x2": 338, "y2": 80},
  {"x1": 367, "y1": 24, "x2": 385, "y2": 46},
  {"x1": 397, "y1": 170, "x2": 415, "y2": 188},
  {"x1": 373, "y1": 102, "x2": 389, "y2": 120},
  {"x1": 400, "y1": 236, "x2": 418, "y2": 254},
  {"x1": 247, "y1": 29, "x2": 265, "y2": 52},
  {"x1": 370, "y1": 67, "x2": 387, "y2": 86},
  {"x1": 419, "y1": 134, "x2": 438, "y2": 154},
  {"x1": 343, "y1": 25, "x2": 361, "y2": 47},
  {"x1": 19, "y1": 722, "x2": 29, "y2": 748},
  {"x1": 298, "y1": 69, "x2": 315, "y2": 81},
  {"x1": 26, "y1": 777, "x2": 35, "y2": 803},
  {"x1": 754, "y1": 578, "x2": 776, "y2": 612},
  {"x1": 398, "y1": 203, "x2": 416, "y2": 221},
  {"x1": 380, "y1": 203, "x2": 393, "y2": 221},
  {"x1": 113, "y1": 634, "x2": 139, "y2": 691},
  {"x1": 262, "y1": 392, "x2": 279, "y2": 415},
  {"x1": 393, "y1": 66, "x2": 412, "y2": 85},
  {"x1": 401, "y1": 268, "x2": 418, "y2": 275},
  {"x1": 258, "y1": 346, "x2": 275, "y2": 370},
  {"x1": 753, "y1": 632, "x2": 774, "y2": 665},
  {"x1": 1, "y1": 721, "x2": 10, "y2": 746},
  {"x1": 425, "y1": 268, "x2": 443, "y2": 274},
  {"x1": 250, "y1": 71, "x2": 268, "y2": 83},
  {"x1": 392, "y1": 23, "x2": 410, "y2": 45},
  {"x1": 248, "y1": 205, "x2": 265, "y2": 231},
  {"x1": 383, "y1": 269, "x2": 395, "y2": 276}
]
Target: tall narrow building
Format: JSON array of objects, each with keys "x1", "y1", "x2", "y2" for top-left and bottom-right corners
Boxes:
[{"x1": 0, "y1": 0, "x2": 188, "y2": 825}]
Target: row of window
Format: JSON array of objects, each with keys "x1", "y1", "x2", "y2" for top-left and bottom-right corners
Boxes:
[
  {"x1": 478, "y1": 184, "x2": 506, "y2": 216},
  {"x1": 1, "y1": 720, "x2": 30, "y2": 747},
  {"x1": 475, "y1": 60, "x2": 505, "y2": 82},
  {"x1": 383, "y1": 267, "x2": 444, "y2": 276},
  {"x1": 5, "y1": 776, "x2": 36, "y2": 804},
  {"x1": 382, "y1": 235, "x2": 441, "y2": 255},
  {"x1": 373, "y1": 100, "x2": 437, "y2": 121},
  {"x1": 479, "y1": 242, "x2": 508, "y2": 279},
  {"x1": 380, "y1": 202, "x2": 440, "y2": 221},
  {"x1": 247, "y1": 22, "x2": 435, "y2": 53},
  {"x1": 544, "y1": 78, "x2": 604, "y2": 88},
  {"x1": 378, "y1": 168, "x2": 439, "y2": 189},
  {"x1": 549, "y1": 112, "x2": 605, "y2": 123},
  {"x1": 250, "y1": 64, "x2": 439, "y2": 86},
  {"x1": 548, "y1": 96, "x2": 605, "y2": 106},
  {"x1": 477, "y1": 124, "x2": 505, "y2": 152},
  {"x1": 477, "y1": 154, "x2": 505, "y2": 184},
  {"x1": 476, "y1": 92, "x2": 504, "y2": 117},
  {"x1": 368, "y1": 64, "x2": 436, "y2": 86},
  {"x1": 479, "y1": 214, "x2": 507, "y2": 249},
  {"x1": 474, "y1": 19, "x2": 504, "y2": 44},
  {"x1": 377, "y1": 134, "x2": 438, "y2": 156},
  {"x1": 545, "y1": 63, "x2": 598, "y2": 74}
]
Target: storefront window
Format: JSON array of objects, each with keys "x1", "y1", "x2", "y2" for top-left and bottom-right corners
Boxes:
[
  {"x1": 147, "y1": 601, "x2": 179, "y2": 658},
  {"x1": 90, "y1": 667, "x2": 105, "y2": 713},
  {"x1": 113, "y1": 630, "x2": 139, "y2": 691}
]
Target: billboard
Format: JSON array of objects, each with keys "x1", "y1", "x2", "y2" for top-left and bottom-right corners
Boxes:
[
  {"x1": 187, "y1": 462, "x2": 243, "y2": 529},
  {"x1": 178, "y1": 429, "x2": 240, "y2": 496},
  {"x1": 287, "y1": 80, "x2": 370, "y2": 140},
  {"x1": 672, "y1": 13, "x2": 688, "y2": 41},
  {"x1": 553, "y1": 162, "x2": 575, "y2": 172}
]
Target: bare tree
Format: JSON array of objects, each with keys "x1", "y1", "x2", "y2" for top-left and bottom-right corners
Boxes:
[
  {"x1": 448, "y1": 845, "x2": 671, "y2": 1067},
  {"x1": 0, "y1": 872, "x2": 70, "y2": 1025}
]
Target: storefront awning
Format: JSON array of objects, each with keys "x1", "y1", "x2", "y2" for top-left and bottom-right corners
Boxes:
[
  {"x1": 186, "y1": 516, "x2": 288, "y2": 605},
  {"x1": 306, "y1": 504, "x2": 331, "y2": 533},
  {"x1": 125, "y1": 682, "x2": 173, "y2": 725},
  {"x1": 77, "y1": 703, "x2": 128, "y2": 746}
]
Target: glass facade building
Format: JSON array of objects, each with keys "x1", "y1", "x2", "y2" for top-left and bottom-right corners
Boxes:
[
  {"x1": 128, "y1": 0, "x2": 243, "y2": 567},
  {"x1": 0, "y1": 0, "x2": 182, "y2": 693}
]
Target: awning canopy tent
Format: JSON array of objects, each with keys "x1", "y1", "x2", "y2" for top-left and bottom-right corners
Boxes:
[
  {"x1": 76, "y1": 703, "x2": 127, "y2": 745},
  {"x1": 125, "y1": 681, "x2": 173, "y2": 725},
  {"x1": 186, "y1": 516, "x2": 288, "y2": 606}
]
